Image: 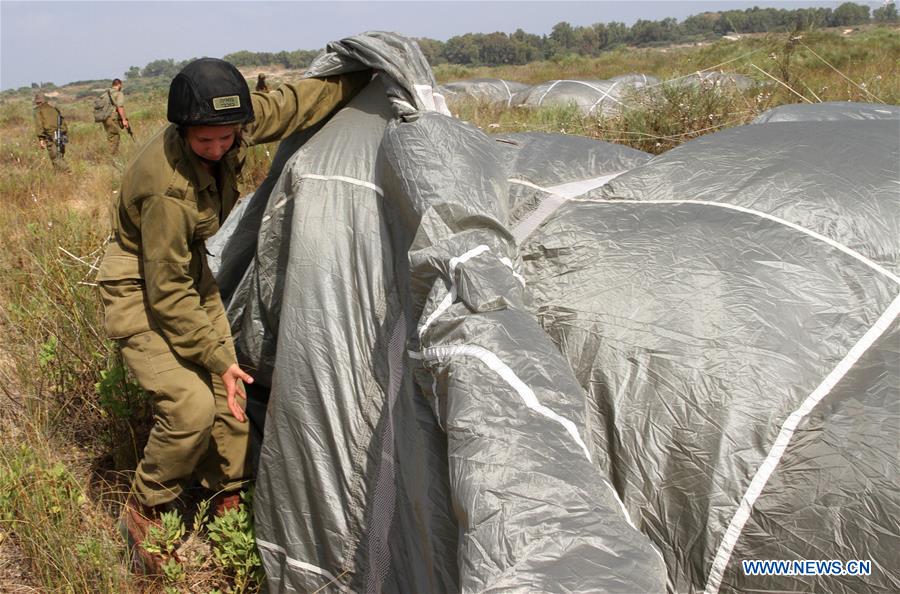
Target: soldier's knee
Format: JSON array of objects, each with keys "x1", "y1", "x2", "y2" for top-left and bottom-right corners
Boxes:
[{"x1": 170, "y1": 394, "x2": 217, "y2": 432}]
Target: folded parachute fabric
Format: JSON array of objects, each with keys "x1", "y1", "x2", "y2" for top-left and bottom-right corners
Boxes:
[{"x1": 208, "y1": 31, "x2": 900, "y2": 593}]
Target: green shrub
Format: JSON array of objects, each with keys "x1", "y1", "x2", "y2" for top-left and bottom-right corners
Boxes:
[{"x1": 206, "y1": 489, "x2": 264, "y2": 593}]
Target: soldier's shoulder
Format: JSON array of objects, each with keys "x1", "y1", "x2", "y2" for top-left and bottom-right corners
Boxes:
[{"x1": 122, "y1": 125, "x2": 192, "y2": 202}]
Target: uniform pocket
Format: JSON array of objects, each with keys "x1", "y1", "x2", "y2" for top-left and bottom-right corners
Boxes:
[
  {"x1": 98, "y1": 280, "x2": 155, "y2": 338},
  {"x1": 194, "y1": 213, "x2": 219, "y2": 242},
  {"x1": 121, "y1": 330, "x2": 186, "y2": 377},
  {"x1": 97, "y1": 242, "x2": 142, "y2": 282},
  {"x1": 148, "y1": 349, "x2": 184, "y2": 375}
]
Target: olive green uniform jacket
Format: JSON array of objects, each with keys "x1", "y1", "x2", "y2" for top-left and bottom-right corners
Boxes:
[
  {"x1": 33, "y1": 102, "x2": 69, "y2": 170},
  {"x1": 34, "y1": 102, "x2": 63, "y2": 139},
  {"x1": 99, "y1": 72, "x2": 370, "y2": 376},
  {"x1": 103, "y1": 87, "x2": 127, "y2": 153}
]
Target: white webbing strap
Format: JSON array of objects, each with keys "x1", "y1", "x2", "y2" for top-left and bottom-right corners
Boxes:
[
  {"x1": 508, "y1": 172, "x2": 628, "y2": 243},
  {"x1": 703, "y1": 294, "x2": 900, "y2": 594},
  {"x1": 422, "y1": 343, "x2": 593, "y2": 462},
  {"x1": 256, "y1": 538, "x2": 350, "y2": 593},
  {"x1": 572, "y1": 198, "x2": 900, "y2": 285}
]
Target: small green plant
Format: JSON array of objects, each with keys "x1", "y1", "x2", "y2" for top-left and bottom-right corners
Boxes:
[
  {"x1": 143, "y1": 509, "x2": 186, "y2": 556},
  {"x1": 95, "y1": 348, "x2": 145, "y2": 419},
  {"x1": 207, "y1": 489, "x2": 264, "y2": 593},
  {"x1": 193, "y1": 496, "x2": 211, "y2": 533},
  {"x1": 38, "y1": 335, "x2": 58, "y2": 368},
  {"x1": 161, "y1": 557, "x2": 185, "y2": 585}
]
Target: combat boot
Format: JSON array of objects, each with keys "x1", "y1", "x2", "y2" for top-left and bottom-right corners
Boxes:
[
  {"x1": 212, "y1": 491, "x2": 243, "y2": 516},
  {"x1": 119, "y1": 495, "x2": 167, "y2": 574}
]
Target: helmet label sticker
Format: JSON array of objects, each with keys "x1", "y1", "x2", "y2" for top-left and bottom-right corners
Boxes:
[{"x1": 212, "y1": 95, "x2": 241, "y2": 110}]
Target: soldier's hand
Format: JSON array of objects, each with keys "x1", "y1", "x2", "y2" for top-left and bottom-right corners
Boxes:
[
  {"x1": 222, "y1": 363, "x2": 254, "y2": 422},
  {"x1": 122, "y1": 118, "x2": 130, "y2": 129}
]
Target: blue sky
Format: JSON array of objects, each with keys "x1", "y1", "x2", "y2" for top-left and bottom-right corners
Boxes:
[{"x1": 0, "y1": 1, "x2": 867, "y2": 90}]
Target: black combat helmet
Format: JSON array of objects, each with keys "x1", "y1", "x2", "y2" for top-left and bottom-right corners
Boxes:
[{"x1": 167, "y1": 58, "x2": 254, "y2": 126}]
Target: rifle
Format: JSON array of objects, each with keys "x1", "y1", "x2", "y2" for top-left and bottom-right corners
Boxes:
[
  {"x1": 53, "y1": 110, "x2": 68, "y2": 156},
  {"x1": 118, "y1": 107, "x2": 136, "y2": 143}
]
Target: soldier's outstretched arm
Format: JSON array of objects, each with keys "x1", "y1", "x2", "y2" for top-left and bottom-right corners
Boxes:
[{"x1": 243, "y1": 70, "x2": 371, "y2": 145}]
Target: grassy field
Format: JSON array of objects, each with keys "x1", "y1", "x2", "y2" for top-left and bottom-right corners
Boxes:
[{"x1": 0, "y1": 27, "x2": 897, "y2": 593}]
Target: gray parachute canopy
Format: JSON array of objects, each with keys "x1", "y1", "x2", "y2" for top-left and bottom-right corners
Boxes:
[
  {"x1": 751, "y1": 101, "x2": 900, "y2": 123},
  {"x1": 511, "y1": 78, "x2": 643, "y2": 115},
  {"x1": 439, "y1": 78, "x2": 531, "y2": 106},
  {"x1": 210, "y1": 32, "x2": 899, "y2": 594},
  {"x1": 670, "y1": 70, "x2": 757, "y2": 90},
  {"x1": 610, "y1": 72, "x2": 661, "y2": 87}
]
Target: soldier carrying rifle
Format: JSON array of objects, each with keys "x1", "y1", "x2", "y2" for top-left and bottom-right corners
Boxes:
[
  {"x1": 33, "y1": 92, "x2": 70, "y2": 172},
  {"x1": 94, "y1": 78, "x2": 132, "y2": 155}
]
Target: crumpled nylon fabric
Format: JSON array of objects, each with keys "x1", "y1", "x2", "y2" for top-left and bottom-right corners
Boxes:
[
  {"x1": 520, "y1": 115, "x2": 899, "y2": 593},
  {"x1": 210, "y1": 32, "x2": 665, "y2": 593},
  {"x1": 751, "y1": 101, "x2": 899, "y2": 123},
  {"x1": 209, "y1": 29, "x2": 899, "y2": 593}
]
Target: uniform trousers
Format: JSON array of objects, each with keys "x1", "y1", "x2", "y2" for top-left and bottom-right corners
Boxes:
[
  {"x1": 116, "y1": 313, "x2": 249, "y2": 507},
  {"x1": 103, "y1": 116, "x2": 121, "y2": 155},
  {"x1": 43, "y1": 140, "x2": 69, "y2": 171}
]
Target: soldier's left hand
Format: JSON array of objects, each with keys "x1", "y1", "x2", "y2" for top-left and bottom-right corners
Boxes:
[{"x1": 222, "y1": 363, "x2": 254, "y2": 422}]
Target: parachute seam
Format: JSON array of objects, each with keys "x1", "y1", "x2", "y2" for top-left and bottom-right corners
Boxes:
[
  {"x1": 499, "y1": 79, "x2": 513, "y2": 107},
  {"x1": 572, "y1": 198, "x2": 900, "y2": 285},
  {"x1": 421, "y1": 344, "x2": 593, "y2": 462},
  {"x1": 536, "y1": 80, "x2": 561, "y2": 106},
  {"x1": 417, "y1": 245, "x2": 489, "y2": 340},
  {"x1": 535, "y1": 79, "x2": 624, "y2": 109},
  {"x1": 416, "y1": 245, "x2": 523, "y2": 339},
  {"x1": 409, "y1": 345, "x2": 658, "y2": 545},
  {"x1": 588, "y1": 81, "x2": 623, "y2": 114},
  {"x1": 703, "y1": 293, "x2": 900, "y2": 594},
  {"x1": 508, "y1": 174, "x2": 627, "y2": 243},
  {"x1": 295, "y1": 173, "x2": 384, "y2": 197},
  {"x1": 256, "y1": 538, "x2": 350, "y2": 592},
  {"x1": 417, "y1": 343, "x2": 656, "y2": 542}
]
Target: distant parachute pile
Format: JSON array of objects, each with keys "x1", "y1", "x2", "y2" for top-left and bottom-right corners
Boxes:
[{"x1": 439, "y1": 71, "x2": 757, "y2": 115}]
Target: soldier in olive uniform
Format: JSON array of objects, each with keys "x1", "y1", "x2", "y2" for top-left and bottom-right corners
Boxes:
[
  {"x1": 98, "y1": 58, "x2": 369, "y2": 570},
  {"x1": 33, "y1": 93, "x2": 70, "y2": 172},
  {"x1": 101, "y1": 78, "x2": 130, "y2": 155}
]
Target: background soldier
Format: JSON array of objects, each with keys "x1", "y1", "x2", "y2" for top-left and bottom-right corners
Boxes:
[
  {"x1": 33, "y1": 92, "x2": 70, "y2": 172},
  {"x1": 255, "y1": 72, "x2": 269, "y2": 92},
  {"x1": 97, "y1": 58, "x2": 369, "y2": 572},
  {"x1": 102, "y1": 78, "x2": 130, "y2": 154}
]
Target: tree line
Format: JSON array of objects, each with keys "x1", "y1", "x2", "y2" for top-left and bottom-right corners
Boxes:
[
  {"x1": 13, "y1": 0, "x2": 897, "y2": 94},
  {"x1": 116, "y1": 2, "x2": 895, "y2": 80},
  {"x1": 131, "y1": 48, "x2": 323, "y2": 81},
  {"x1": 116, "y1": 3, "x2": 896, "y2": 78},
  {"x1": 420, "y1": 2, "x2": 896, "y2": 67}
]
